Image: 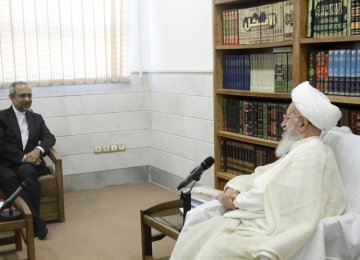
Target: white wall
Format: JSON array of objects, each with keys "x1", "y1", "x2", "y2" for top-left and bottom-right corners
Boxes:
[
  {"x1": 141, "y1": 0, "x2": 215, "y2": 187},
  {"x1": 132, "y1": 0, "x2": 213, "y2": 72}
]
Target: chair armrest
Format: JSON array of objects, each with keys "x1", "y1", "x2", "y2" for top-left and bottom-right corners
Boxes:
[
  {"x1": 143, "y1": 199, "x2": 183, "y2": 217},
  {"x1": 13, "y1": 197, "x2": 32, "y2": 217},
  {"x1": 46, "y1": 147, "x2": 65, "y2": 222},
  {"x1": 47, "y1": 148, "x2": 63, "y2": 179}
]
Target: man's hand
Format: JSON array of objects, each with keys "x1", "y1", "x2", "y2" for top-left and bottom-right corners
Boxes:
[
  {"x1": 216, "y1": 187, "x2": 239, "y2": 210},
  {"x1": 25, "y1": 148, "x2": 42, "y2": 165}
]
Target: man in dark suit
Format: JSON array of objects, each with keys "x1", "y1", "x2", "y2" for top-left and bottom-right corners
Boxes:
[{"x1": 0, "y1": 81, "x2": 56, "y2": 239}]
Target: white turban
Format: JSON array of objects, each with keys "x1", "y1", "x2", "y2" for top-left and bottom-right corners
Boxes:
[{"x1": 291, "y1": 81, "x2": 341, "y2": 131}]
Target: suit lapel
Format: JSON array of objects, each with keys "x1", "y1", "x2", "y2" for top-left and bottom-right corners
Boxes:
[
  {"x1": 6, "y1": 107, "x2": 22, "y2": 145},
  {"x1": 25, "y1": 112, "x2": 35, "y2": 150}
]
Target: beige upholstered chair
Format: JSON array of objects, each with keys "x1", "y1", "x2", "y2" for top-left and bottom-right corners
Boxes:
[{"x1": 0, "y1": 148, "x2": 65, "y2": 223}]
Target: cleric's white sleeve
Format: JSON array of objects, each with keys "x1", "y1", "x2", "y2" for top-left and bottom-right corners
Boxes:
[{"x1": 179, "y1": 199, "x2": 226, "y2": 237}]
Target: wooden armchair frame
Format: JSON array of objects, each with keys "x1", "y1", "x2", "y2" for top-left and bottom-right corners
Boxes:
[
  {"x1": 0, "y1": 197, "x2": 35, "y2": 260},
  {"x1": 41, "y1": 147, "x2": 65, "y2": 223},
  {"x1": 140, "y1": 199, "x2": 183, "y2": 260}
]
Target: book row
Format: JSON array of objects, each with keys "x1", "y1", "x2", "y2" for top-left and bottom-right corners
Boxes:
[
  {"x1": 224, "y1": 98, "x2": 289, "y2": 141},
  {"x1": 223, "y1": 50, "x2": 293, "y2": 93},
  {"x1": 308, "y1": 48, "x2": 360, "y2": 96},
  {"x1": 223, "y1": 0, "x2": 293, "y2": 45},
  {"x1": 220, "y1": 139, "x2": 277, "y2": 176},
  {"x1": 339, "y1": 107, "x2": 360, "y2": 134},
  {"x1": 307, "y1": 0, "x2": 360, "y2": 38}
]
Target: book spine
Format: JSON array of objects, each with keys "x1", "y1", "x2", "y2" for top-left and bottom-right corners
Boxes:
[
  {"x1": 287, "y1": 52, "x2": 293, "y2": 92},
  {"x1": 307, "y1": 0, "x2": 314, "y2": 37},
  {"x1": 339, "y1": 49, "x2": 346, "y2": 95},
  {"x1": 333, "y1": 49, "x2": 340, "y2": 95},
  {"x1": 350, "y1": 49, "x2": 357, "y2": 95},
  {"x1": 313, "y1": 0, "x2": 320, "y2": 37},
  {"x1": 328, "y1": 0, "x2": 335, "y2": 37},
  {"x1": 238, "y1": 8, "x2": 247, "y2": 44},
  {"x1": 273, "y1": 2, "x2": 284, "y2": 42},
  {"x1": 284, "y1": 0, "x2": 294, "y2": 40},
  {"x1": 347, "y1": 0, "x2": 352, "y2": 35},
  {"x1": 333, "y1": 0, "x2": 342, "y2": 36},
  {"x1": 260, "y1": 4, "x2": 274, "y2": 43},
  {"x1": 328, "y1": 50, "x2": 334, "y2": 94},
  {"x1": 323, "y1": 51, "x2": 329, "y2": 94},
  {"x1": 275, "y1": 53, "x2": 285, "y2": 92},
  {"x1": 322, "y1": 0, "x2": 329, "y2": 37},
  {"x1": 345, "y1": 49, "x2": 352, "y2": 95},
  {"x1": 344, "y1": 0, "x2": 351, "y2": 35},
  {"x1": 234, "y1": 9, "x2": 239, "y2": 45},
  {"x1": 263, "y1": 103, "x2": 268, "y2": 139},
  {"x1": 315, "y1": 51, "x2": 322, "y2": 91},
  {"x1": 355, "y1": 0, "x2": 360, "y2": 35},
  {"x1": 351, "y1": 0, "x2": 356, "y2": 34},
  {"x1": 357, "y1": 49, "x2": 360, "y2": 96},
  {"x1": 350, "y1": 110, "x2": 357, "y2": 133},
  {"x1": 308, "y1": 50, "x2": 317, "y2": 87}
]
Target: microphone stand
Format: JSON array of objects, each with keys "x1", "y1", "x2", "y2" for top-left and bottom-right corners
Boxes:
[
  {"x1": 180, "y1": 179, "x2": 197, "y2": 225},
  {"x1": 0, "y1": 205, "x2": 22, "y2": 221}
]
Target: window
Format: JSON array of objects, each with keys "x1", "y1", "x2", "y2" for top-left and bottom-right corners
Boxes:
[{"x1": 0, "y1": 0, "x2": 129, "y2": 87}]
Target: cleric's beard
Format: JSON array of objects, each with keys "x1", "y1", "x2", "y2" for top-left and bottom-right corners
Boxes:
[{"x1": 275, "y1": 126, "x2": 302, "y2": 158}]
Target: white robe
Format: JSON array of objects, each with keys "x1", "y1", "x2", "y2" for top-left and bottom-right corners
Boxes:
[{"x1": 170, "y1": 137, "x2": 346, "y2": 260}]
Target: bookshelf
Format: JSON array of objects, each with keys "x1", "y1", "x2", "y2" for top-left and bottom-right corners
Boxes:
[{"x1": 212, "y1": 0, "x2": 360, "y2": 189}]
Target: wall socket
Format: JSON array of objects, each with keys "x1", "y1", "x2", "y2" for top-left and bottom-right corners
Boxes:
[{"x1": 94, "y1": 144, "x2": 126, "y2": 154}]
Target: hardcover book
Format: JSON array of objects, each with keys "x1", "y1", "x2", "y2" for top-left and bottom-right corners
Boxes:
[
  {"x1": 284, "y1": 0, "x2": 294, "y2": 40},
  {"x1": 260, "y1": 4, "x2": 275, "y2": 43}
]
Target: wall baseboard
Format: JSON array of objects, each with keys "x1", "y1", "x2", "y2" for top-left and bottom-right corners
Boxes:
[{"x1": 63, "y1": 166, "x2": 181, "y2": 193}]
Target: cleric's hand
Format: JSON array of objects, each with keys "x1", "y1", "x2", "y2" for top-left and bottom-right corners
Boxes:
[{"x1": 216, "y1": 187, "x2": 239, "y2": 210}]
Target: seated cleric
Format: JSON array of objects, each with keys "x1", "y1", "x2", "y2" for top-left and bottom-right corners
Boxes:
[
  {"x1": 170, "y1": 81, "x2": 346, "y2": 260},
  {"x1": 0, "y1": 81, "x2": 56, "y2": 239}
]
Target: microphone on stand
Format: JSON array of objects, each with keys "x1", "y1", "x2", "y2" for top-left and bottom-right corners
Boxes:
[
  {"x1": 177, "y1": 156, "x2": 215, "y2": 224},
  {"x1": 177, "y1": 156, "x2": 215, "y2": 190},
  {"x1": 0, "y1": 179, "x2": 31, "y2": 221}
]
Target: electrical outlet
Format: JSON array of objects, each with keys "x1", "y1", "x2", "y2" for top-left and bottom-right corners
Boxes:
[
  {"x1": 110, "y1": 145, "x2": 118, "y2": 152},
  {"x1": 102, "y1": 145, "x2": 110, "y2": 152},
  {"x1": 94, "y1": 146, "x2": 102, "y2": 154},
  {"x1": 118, "y1": 144, "x2": 126, "y2": 151}
]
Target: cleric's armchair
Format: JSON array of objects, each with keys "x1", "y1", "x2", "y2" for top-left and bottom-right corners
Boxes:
[{"x1": 293, "y1": 127, "x2": 360, "y2": 259}]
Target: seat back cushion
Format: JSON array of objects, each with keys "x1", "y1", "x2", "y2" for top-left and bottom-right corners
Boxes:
[{"x1": 322, "y1": 126, "x2": 360, "y2": 214}]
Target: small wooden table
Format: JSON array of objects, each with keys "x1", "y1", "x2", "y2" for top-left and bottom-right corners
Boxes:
[
  {"x1": 140, "y1": 199, "x2": 184, "y2": 260},
  {"x1": 0, "y1": 197, "x2": 35, "y2": 260}
]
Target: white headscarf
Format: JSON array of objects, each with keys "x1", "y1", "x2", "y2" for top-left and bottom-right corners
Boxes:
[{"x1": 291, "y1": 81, "x2": 342, "y2": 131}]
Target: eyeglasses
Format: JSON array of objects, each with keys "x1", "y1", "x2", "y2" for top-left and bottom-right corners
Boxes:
[{"x1": 282, "y1": 115, "x2": 303, "y2": 121}]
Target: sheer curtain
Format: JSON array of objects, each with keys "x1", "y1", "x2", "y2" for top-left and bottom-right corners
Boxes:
[{"x1": 0, "y1": 0, "x2": 129, "y2": 87}]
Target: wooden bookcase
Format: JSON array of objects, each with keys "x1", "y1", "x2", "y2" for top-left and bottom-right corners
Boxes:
[{"x1": 212, "y1": 0, "x2": 360, "y2": 189}]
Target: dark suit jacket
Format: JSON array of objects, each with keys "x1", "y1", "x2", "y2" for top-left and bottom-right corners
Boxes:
[{"x1": 0, "y1": 107, "x2": 56, "y2": 167}]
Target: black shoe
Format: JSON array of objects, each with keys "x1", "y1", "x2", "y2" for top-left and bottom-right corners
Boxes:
[{"x1": 34, "y1": 217, "x2": 48, "y2": 240}]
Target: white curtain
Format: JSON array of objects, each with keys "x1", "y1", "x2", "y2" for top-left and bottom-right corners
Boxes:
[{"x1": 0, "y1": 0, "x2": 129, "y2": 87}]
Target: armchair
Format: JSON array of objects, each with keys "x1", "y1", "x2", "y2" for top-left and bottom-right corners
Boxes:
[
  {"x1": 0, "y1": 147, "x2": 65, "y2": 223},
  {"x1": 293, "y1": 126, "x2": 360, "y2": 259}
]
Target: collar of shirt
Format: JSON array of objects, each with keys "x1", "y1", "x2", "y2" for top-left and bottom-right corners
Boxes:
[
  {"x1": 12, "y1": 105, "x2": 29, "y2": 150},
  {"x1": 12, "y1": 105, "x2": 26, "y2": 120}
]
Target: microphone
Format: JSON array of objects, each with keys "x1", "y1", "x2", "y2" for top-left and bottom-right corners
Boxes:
[
  {"x1": 1, "y1": 179, "x2": 31, "y2": 211},
  {"x1": 177, "y1": 156, "x2": 215, "y2": 190}
]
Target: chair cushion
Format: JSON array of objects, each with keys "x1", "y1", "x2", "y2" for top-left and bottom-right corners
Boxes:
[
  {"x1": 322, "y1": 126, "x2": 360, "y2": 214},
  {"x1": 39, "y1": 174, "x2": 58, "y2": 197}
]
